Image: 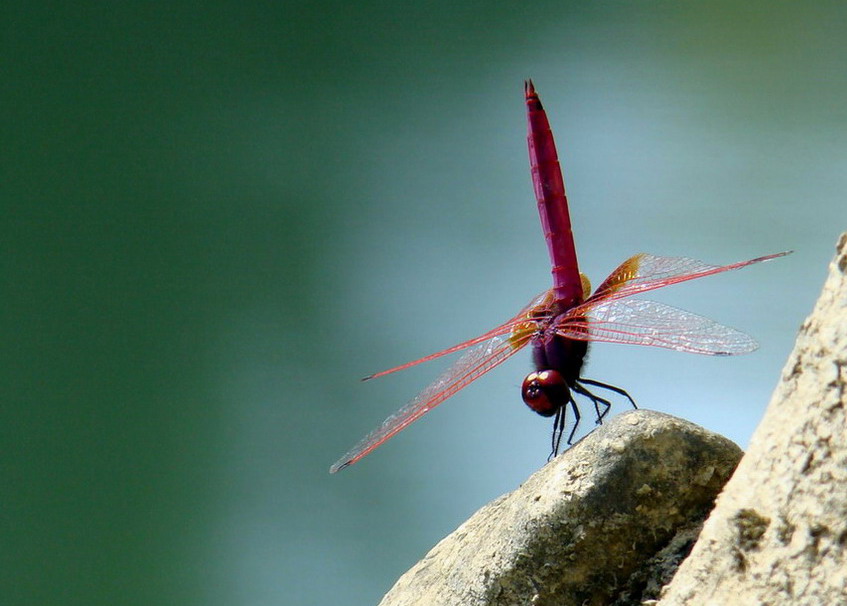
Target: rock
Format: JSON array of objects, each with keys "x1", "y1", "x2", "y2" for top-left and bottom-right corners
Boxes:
[
  {"x1": 657, "y1": 233, "x2": 847, "y2": 605},
  {"x1": 379, "y1": 410, "x2": 742, "y2": 606}
]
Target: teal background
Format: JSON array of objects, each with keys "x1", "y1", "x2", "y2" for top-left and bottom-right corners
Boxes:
[{"x1": 4, "y1": 2, "x2": 844, "y2": 604}]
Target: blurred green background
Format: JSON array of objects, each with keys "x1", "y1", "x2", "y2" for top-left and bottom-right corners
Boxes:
[{"x1": 3, "y1": 1, "x2": 844, "y2": 604}]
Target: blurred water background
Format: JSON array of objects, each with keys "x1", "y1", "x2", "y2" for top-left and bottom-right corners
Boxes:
[{"x1": 3, "y1": 2, "x2": 845, "y2": 604}]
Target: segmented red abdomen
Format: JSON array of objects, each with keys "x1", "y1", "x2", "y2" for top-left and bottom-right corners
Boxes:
[{"x1": 525, "y1": 80, "x2": 582, "y2": 309}]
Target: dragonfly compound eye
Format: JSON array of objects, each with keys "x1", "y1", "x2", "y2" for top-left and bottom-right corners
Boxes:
[{"x1": 522, "y1": 369, "x2": 568, "y2": 417}]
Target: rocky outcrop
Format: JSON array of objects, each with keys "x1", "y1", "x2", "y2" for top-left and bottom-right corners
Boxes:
[
  {"x1": 657, "y1": 235, "x2": 847, "y2": 605},
  {"x1": 379, "y1": 410, "x2": 742, "y2": 606}
]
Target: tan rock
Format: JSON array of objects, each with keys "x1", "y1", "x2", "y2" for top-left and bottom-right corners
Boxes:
[
  {"x1": 379, "y1": 410, "x2": 741, "y2": 606},
  {"x1": 658, "y1": 235, "x2": 847, "y2": 605}
]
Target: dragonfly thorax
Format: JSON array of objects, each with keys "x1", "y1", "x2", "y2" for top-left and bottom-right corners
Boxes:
[
  {"x1": 523, "y1": 332, "x2": 589, "y2": 417},
  {"x1": 531, "y1": 331, "x2": 588, "y2": 386}
]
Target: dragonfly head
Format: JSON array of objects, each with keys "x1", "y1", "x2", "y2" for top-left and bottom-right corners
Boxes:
[{"x1": 522, "y1": 369, "x2": 569, "y2": 417}]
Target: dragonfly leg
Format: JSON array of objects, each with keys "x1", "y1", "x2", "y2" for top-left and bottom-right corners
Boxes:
[
  {"x1": 547, "y1": 380, "x2": 636, "y2": 459},
  {"x1": 579, "y1": 378, "x2": 637, "y2": 411},
  {"x1": 549, "y1": 406, "x2": 565, "y2": 461},
  {"x1": 572, "y1": 381, "x2": 612, "y2": 424},
  {"x1": 549, "y1": 396, "x2": 582, "y2": 460},
  {"x1": 565, "y1": 396, "x2": 581, "y2": 445}
]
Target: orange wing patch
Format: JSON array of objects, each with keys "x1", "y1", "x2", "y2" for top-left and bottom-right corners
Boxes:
[
  {"x1": 580, "y1": 273, "x2": 592, "y2": 302},
  {"x1": 509, "y1": 291, "x2": 555, "y2": 349},
  {"x1": 592, "y1": 253, "x2": 645, "y2": 298}
]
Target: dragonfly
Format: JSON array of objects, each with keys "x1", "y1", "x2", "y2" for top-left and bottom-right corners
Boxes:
[{"x1": 329, "y1": 80, "x2": 789, "y2": 473}]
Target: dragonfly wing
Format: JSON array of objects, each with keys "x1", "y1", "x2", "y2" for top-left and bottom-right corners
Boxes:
[
  {"x1": 554, "y1": 298, "x2": 758, "y2": 355},
  {"x1": 590, "y1": 251, "x2": 790, "y2": 304},
  {"x1": 330, "y1": 331, "x2": 534, "y2": 473},
  {"x1": 364, "y1": 289, "x2": 553, "y2": 381}
]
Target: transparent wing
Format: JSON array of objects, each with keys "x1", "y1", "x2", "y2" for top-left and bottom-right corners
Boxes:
[
  {"x1": 588, "y1": 251, "x2": 791, "y2": 304},
  {"x1": 554, "y1": 298, "x2": 758, "y2": 355},
  {"x1": 330, "y1": 331, "x2": 533, "y2": 473},
  {"x1": 363, "y1": 289, "x2": 552, "y2": 381}
]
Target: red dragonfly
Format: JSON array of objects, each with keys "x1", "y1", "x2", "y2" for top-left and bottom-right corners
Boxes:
[{"x1": 329, "y1": 81, "x2": 789, "y2": 473}]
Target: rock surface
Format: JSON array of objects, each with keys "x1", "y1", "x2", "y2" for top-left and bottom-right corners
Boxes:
[
  {"x1": 657, "y1": 234, "x2": 847, "y2": 605},
  {"x1": 379, "y1": 410, "x2": 742, "y2": 606}
]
